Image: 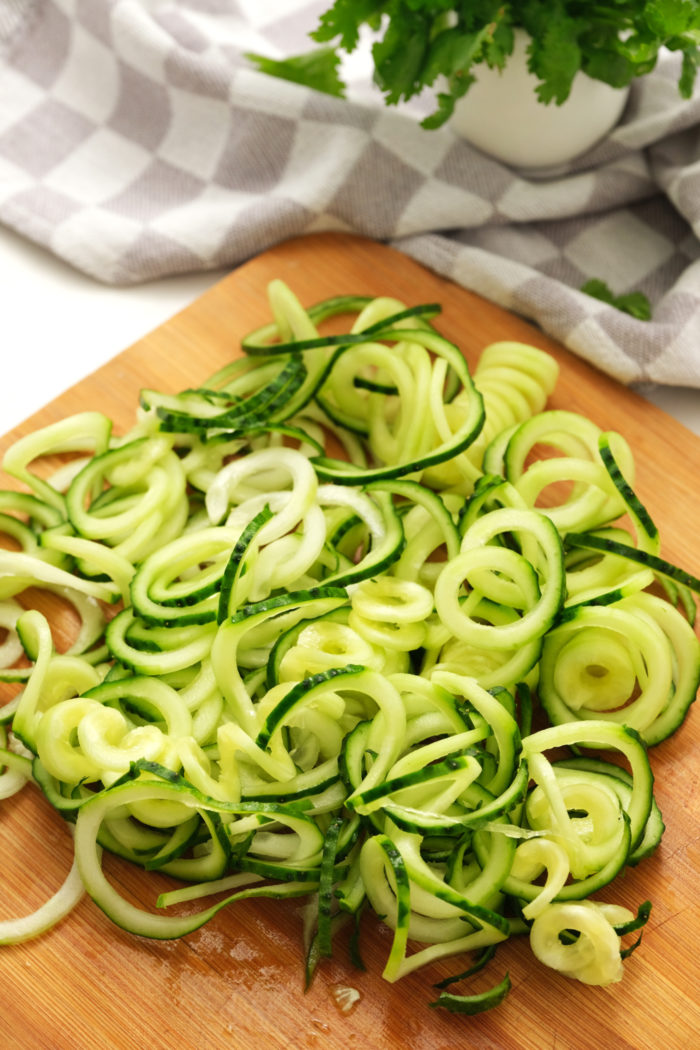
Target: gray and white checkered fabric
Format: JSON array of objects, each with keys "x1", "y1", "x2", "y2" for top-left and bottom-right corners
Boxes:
[{"x1": 1, "y1": 0, "x2": 700, "y2": 387}]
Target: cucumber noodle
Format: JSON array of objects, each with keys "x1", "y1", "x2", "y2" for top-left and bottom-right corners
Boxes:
[{"x1": 0, "y1": 281, "x2": 698, "y2": 1013}]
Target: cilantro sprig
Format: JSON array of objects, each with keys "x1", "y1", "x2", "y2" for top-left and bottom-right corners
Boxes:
[
  {"x1": 247, "y1": 1, "x2": 700, "y2": 129},
  {"x1": 581, "y1": 279, "x2": 653, "y2": 321}
]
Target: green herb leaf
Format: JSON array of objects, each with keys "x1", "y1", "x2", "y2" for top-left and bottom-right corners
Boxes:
[
  {"x1": 371, "y1": 11, "x2": 431, "y2": 103},
  {"x1": 483, "y1": 20, "x2": 515, "y2": 70},
  {"x1": 529, "y1": 12, "x2": 582, "y2": 105},
  {"x1": 245, "y1": 48, "x2": 346, "y2": 98},
  {"x1": 420, "y1": 90, "x2": 461, "y2": 130},
  {"x1": 644, "y1": 0, "x2": 700, "y2": 38},
  {"x1": 422, "y1": 27, "x2": 487, "y2": 87},
  {"x1": 584, "y1": 48, "x2": 638, "y2": 89},
  {"x1": 581, "y1": 279, "x2": 653, "y2": 321},
  {"x1": 311, "y1": 0, "x2": 385, "y2": 51},
  {"x1": 679, "y1": 43, "x2": 700, "y2": 97}
]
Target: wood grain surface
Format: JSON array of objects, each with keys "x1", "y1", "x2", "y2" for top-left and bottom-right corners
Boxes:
[{"x1": 1, "y1": 233, "x2": 698, "y2": 1050}]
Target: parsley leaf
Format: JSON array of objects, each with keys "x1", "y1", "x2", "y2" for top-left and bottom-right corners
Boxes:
[
  {"x1": 529, "y1": 13, "x2": 582, "y2": 105},
  {"x1": 644, "y1": 0, "x2": 699, "y2": 37},
  {"x1": 581, "y1": 279, "x2": 653, "y2": 321},
  {"x1": 311, "y1": 0, "x2": 385, "y2": 52},
  {"x1": 245, "y1": 48, "x2": 346, "y2": 98},
  {"x1": 371, "y1": 10, "x2": 432, "y2": 103}
]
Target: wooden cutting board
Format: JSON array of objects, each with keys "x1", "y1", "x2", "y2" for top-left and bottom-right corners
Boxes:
[{"x1": 1, "y1": 233, "x2": 698, "y2": 1050}]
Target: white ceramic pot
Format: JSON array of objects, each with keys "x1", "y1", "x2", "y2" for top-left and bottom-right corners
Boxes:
[{"x1": 450, "y1": 29, "x2": 630, "y2": 169}]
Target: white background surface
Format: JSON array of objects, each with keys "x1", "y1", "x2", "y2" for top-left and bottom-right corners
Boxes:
[{"x1": 1, "y1": 224, "x2": 698, "y2": 438}]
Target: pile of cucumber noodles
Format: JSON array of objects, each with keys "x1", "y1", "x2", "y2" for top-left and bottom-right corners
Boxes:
[{"x1": 1, "y1": 281, "x2": 699, "y2": 1015}]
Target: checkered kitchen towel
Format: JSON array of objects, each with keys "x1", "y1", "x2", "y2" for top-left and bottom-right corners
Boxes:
[{"x1": 1, "y1": 0, "x2": 700, "y2": 388}]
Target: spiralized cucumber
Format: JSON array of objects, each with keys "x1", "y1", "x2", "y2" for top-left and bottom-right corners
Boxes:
[{"x1": 1, "y1": 280, "x2": 698, "y2": 1015}]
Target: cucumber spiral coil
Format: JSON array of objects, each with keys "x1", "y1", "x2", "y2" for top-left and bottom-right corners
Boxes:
[{"x1": 423, "y1": 340, "x2": 559, "y2": 492}]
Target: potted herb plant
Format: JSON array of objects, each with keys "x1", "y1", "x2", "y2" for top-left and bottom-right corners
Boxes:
[{"x1": 248, "y1": 1, "x2": 700, "y2": 168}]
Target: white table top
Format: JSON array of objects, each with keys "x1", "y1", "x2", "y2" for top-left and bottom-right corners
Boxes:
[{"x1": 1, "y1": 225, "x2": 699, "y2": 439}]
